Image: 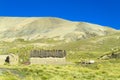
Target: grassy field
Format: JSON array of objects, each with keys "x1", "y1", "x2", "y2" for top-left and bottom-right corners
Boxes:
[
  {"x1": 0, "y1": 60, "x2": 120, "y2": 80},
  {"x1": 0, "y1": 32, "x2": 119, "y2": 80}
]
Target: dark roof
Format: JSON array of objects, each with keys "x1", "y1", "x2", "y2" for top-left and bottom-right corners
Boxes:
[{"x1": 30, "y1": 50, "x2": 66, "y2": 58}]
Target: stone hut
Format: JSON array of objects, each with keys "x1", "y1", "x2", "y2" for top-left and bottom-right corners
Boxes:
[
  {"x1": 30, "y1": 50, "x2": 66, "y2": 64},
  {"x1": 0, "y1": 54, "x2": 18, "y2": 65}
]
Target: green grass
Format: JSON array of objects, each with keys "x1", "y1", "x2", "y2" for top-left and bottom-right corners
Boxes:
[
  {"x1": 0, "y1": 32, "x2": 119, "y2": 80},
  {"x1": 0, "y1": 60, "x2": 120, "y2": 80}
]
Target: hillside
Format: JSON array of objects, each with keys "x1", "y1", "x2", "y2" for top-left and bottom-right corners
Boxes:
[
  {"x1": 0, "y1": 17, "x2": 119, "y2": 62},
  {"x1": 0, "y1": 17, "x2": 120, "y2": 80},
  {"x1": 51, "y1": 31, "x2": 120, "y2": 61},
  {"x1": 0, "y1": 17, "x2": 117, "y2": 41}
]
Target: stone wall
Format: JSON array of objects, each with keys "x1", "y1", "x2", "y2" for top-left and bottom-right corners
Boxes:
[
  {"x1": 30, "y1": 57, "x2": 66, "y2": 64},
  {"x1": 9, "y1": 54, "x2": 19, "y2": 65},
  {"x1": 0, "y1": 55, "x2": 9, "y2": 65}
]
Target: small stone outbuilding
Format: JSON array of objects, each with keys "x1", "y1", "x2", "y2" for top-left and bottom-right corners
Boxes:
[{"x1": 0, "y1": 54, "x2": 18, "y2": 65}]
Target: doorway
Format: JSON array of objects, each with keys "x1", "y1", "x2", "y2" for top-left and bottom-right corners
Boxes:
[{"x1": 5, "y1": 56, "x2": 10, "y2": 64}]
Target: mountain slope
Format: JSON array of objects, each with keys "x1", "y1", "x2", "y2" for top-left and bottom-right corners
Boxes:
[{"x1": 0, "y1": 17, "x2": 117, "y2": 41}]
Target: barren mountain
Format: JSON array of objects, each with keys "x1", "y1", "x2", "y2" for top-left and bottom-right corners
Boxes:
[{"x1": 0, "y1": 17, "x2": 117, "y2": 41}]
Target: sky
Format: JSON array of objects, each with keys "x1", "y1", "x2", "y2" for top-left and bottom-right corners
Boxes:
[{"x1": 0, "y1": 0, "x2": 120, "y2": 30}]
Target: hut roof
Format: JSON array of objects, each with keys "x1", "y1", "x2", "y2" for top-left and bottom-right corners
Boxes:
[{"x1": 30, "y1": 50, "x2": 66, "y2": 58}]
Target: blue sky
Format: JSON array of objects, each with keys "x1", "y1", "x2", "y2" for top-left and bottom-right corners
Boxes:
[{"x1": 0, "y1": 0, "x2": 120, "y2": 29}]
